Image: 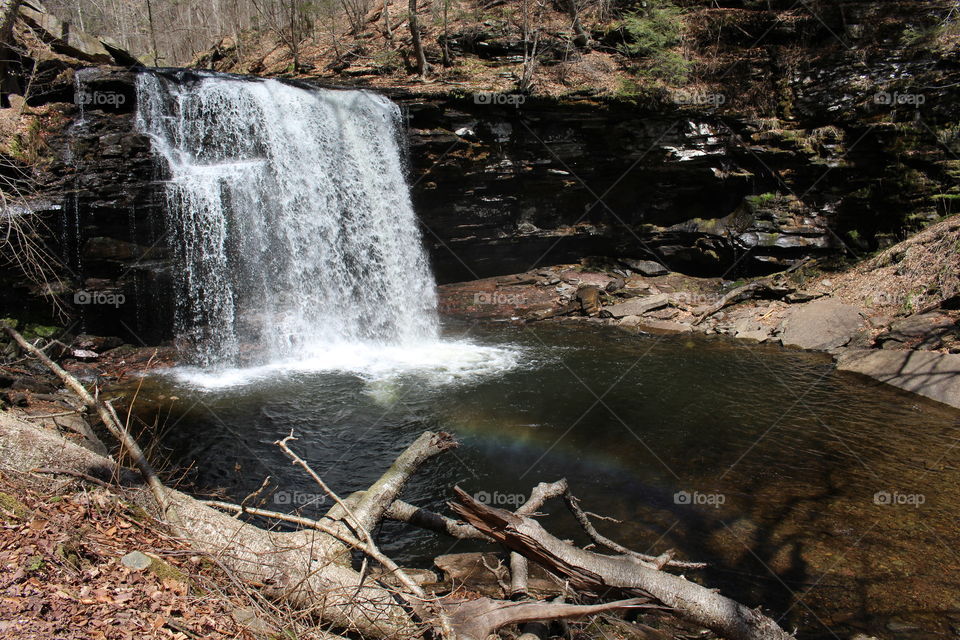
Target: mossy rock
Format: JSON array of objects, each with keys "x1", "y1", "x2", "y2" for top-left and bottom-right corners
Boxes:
[
  {"x1": 0, "y1": 491, "x2": 30, "y2": 522},
  {"x1": 121, "y1": 550, "x2": 198, "y2": 592},
  {"x1": 22, "y1": 324, "x2": 60, "y2": 340},
  {"x1": 25, "y1": 554, "x2": 45, "y2": 572},
  {"x1": 56, "y1": 541, "x2": 86, "y2": 570}
]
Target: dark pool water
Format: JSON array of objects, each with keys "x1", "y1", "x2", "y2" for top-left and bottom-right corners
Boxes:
[{"x1": 131, "y1": 322, "x2": 960, "y2": 639}]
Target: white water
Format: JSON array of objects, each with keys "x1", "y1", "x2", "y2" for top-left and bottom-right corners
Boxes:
[{"x1": 135, "y1": 71, "x2": 516, "y2": 386}]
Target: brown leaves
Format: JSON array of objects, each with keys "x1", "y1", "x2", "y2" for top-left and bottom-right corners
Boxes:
[{"x1": 0, "y1": 474, "x2": 256, "y2": 639}]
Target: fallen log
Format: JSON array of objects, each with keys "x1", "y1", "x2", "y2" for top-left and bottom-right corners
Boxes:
[
  {"x1": 451, "y1": 487, "x2": 794, "y2": 640},
  {"x1": 692, "y1": 258, "x2": 811, "y2": 325}
]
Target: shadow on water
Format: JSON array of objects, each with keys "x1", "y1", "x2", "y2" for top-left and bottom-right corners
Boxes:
[{"x1": 125, "y1": 321, "x2": 960, "y2": 639}]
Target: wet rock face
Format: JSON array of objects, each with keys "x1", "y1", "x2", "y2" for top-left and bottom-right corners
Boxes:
[
  {"x1": 31, "y1": 69, "x2": 172, "y2": 345},
  {"x1": 402, "y1": 98, "x2": 771, "y2": 283},
  {"x1": 399, "y1": 91, "x2": 954, "y2": 284}
]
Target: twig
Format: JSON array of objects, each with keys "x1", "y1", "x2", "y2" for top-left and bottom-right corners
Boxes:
[
  {"x1": 275, "y1": 432, "x2": 456, "y2": 640},
  {"x1": 31, "y1": 467, "x2": 113, "y2": 489},
  {"x1": 3, "y1": 327, "x2": 182, "y2": 531},
  {"x1": 22, "y1": 410, "x2": 83, "y2": 419},
  {"x1": 562, "y1": 489, "x2": 707, "y2": 570}
]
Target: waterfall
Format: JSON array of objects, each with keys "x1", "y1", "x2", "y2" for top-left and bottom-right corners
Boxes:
[{"x1": 135, "y1": 71, "x2": 439, "y2": 367}]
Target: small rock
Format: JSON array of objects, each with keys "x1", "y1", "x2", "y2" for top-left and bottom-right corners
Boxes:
[
  {"x1": 121, "y1": 550, "x2": 152, "y2": 570},
  {"x1": 605, "y1": 277, "x2": 625, "y2": 293},
  {"x1": 785, "y1": 290, "x2": 824, "y2": 303},
  {"x1": 10, "y1": 378, "x2": 55, "y2": 394},
  {"x1": 73, "y1": 334, "x2": 124, "y2": 351},
  {"x1": 232, "y1": 606, "x2": 278, "y2": 635},
  {"x1": 2, "y1": 391, "x2": 29, "y2": 406},
  {"x1": 886, "y1": 620, "x2": 920, "y2": 633}
]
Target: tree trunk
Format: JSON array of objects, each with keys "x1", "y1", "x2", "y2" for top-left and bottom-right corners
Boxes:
[
  {"x1": 451, "y1": 488, "x2": 795, "y2": 640},
  {"x1": 0, "y1": 0, "x2": 22, "y2": 106},
  {"x1": 408, "y1": 0, "x2": 428, "y2": 77},
  {"x1": 564, "y1": 0, "x2": 589, "y2": 48}
]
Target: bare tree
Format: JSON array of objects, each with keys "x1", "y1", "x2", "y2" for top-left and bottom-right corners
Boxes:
[
  {"x1": 0, "y1": 0, "x2": 22, "y2": 104},
  {"x1": 564, "y1": 0, "x2": 589, "y2": 48},
  {"x1": 382, "y1": 0, "x2": 393, "y2": 45},
  {"x1": 408, "y1": 0, "x2": 428, "y2": 76}
]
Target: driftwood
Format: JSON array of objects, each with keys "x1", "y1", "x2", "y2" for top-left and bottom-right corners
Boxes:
[
  {"x1": 451, "y1": 488, "x2": 793, "y2": 640},
  {"x1": 692, "y1": 258, "x2": 811, "y2": 325},
  {"x1": 3, "y1": 326, "x2": 179, "y2": 526},
  {"x1": 4, "y1": 326, "x2": 797, "y2": 640}
]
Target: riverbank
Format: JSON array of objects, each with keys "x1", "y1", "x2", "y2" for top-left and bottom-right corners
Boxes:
[
  {"x1": 0, "y1": 410, "x2": 264, "y2": 639},
  {"x1": 438, "y1": 214, "x2": 960, "y2": 410},
  {"x1": 0, "y1": 390, "x2": 743, "y2": 640}
]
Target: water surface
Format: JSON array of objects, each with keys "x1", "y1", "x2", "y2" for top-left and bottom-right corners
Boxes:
[{"x1": 135, "y1": 322, "x2": 960, "y2": 639}]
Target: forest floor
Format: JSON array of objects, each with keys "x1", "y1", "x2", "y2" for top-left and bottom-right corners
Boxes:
[{"x1": 0, "y1": 466, "x2": 263, "y2": 640}]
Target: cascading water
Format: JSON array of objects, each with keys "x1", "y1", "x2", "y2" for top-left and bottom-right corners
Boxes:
[{"x1": 135, "y1": 71, "x2": 441, "y2": 368}]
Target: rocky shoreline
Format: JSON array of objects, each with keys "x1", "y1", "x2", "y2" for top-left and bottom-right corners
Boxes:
[{"x1": 438, "y1": 214, "x2": 960, "y2": 410}]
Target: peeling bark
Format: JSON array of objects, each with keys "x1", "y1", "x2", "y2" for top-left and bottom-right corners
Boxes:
[{"x1": 451, "y1": 488, "x2": 794, "y2": 640}]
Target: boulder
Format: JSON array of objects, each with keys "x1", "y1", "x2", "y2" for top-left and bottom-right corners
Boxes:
[
  {"x1": 836, "y1": 349, "x2": 960, "y2": 410},
  {"x1": 619, "y1": 259, "x2": 669, "y2": 277},
  {"x1": 73, "y1": 335, "x2": 124, "y2": 352},
  {"x1": 576, "y1": 285, "x2": 601, "y2": 316},
  {"x1": 19, "y1": 1, "x2": 141, "y2": 65},
  {"x1": 731, "y1": 318, "x2": 771, "y2": 342},
  {"x1": 600, "y1": 293, "x2": 671, "y2": 319},
  {"x1": 876, "y1": 312, "x2": 958, "y2": 351},
  {"x1": 778, "y1": 299, "x2": 864, "y2": 350}
]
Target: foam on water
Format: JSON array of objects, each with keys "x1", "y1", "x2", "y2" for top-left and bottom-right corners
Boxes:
[{"x1": 168, "y1": 339, "x2": 523, "y2": 390}]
